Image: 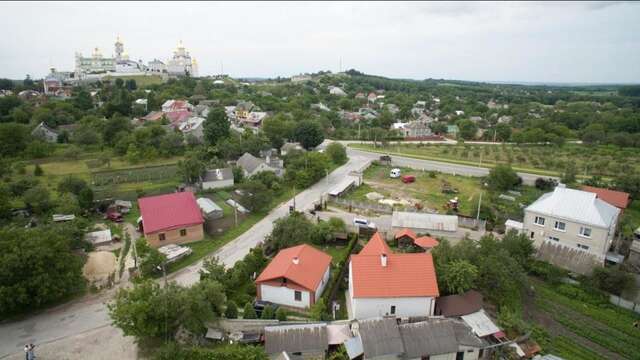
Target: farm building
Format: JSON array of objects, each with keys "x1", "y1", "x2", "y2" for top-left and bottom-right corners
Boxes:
[
  {"x1": 264, "y1": 323, "x2": 328, "y2": 358},
  {"x1": 348, "y1": 233, "x2": 439, "y2": 319},
  {"x1": 138, "y1": 192, "x2": 204, "y2": 247},
  {"x1": 84, "y1": 229, "x2": 114, "y2": 247},
  {"x1": 200, "y1": 168, "x2": 234, "y2": 190},
  {"x1": 256, "y1": 244, "x2": 332, "y2": 309},
  {"x1": 391, "y1": 211, "x2": 458, "y2": 236}
]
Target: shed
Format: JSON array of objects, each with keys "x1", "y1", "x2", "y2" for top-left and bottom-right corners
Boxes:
[
  {"x1": 201, "y1": 168, "x2": 234, "y2": 190},
  {"x1": 197, "y1": 197, "x2": 224, "y2": 219},
  {"x1": 84, "y1": 229, "x2": 113, "y2": 246},
  {"x1": 504, "y1": 219, "x2": 524, "y2": 234},
  {"x1": 435, "y1": 290, "x2": 483, "y2": 317},
  {"x1": 357, "y1": 318, "x2": 404, "y2": 359},
  {"x1": 461, "y1": 310, "x2": 501, "y2": 337},
  {"x1": 264, "y1": 323, "x2": 328, "y2": 356},
  {"x1": 392, "y1": 211, "x2": 458, "y2": 233},
  {"x1": 158, "y1": 244, "x2": 193, "y2": 263}
]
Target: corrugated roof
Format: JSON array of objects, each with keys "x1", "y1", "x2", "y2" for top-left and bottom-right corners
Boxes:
[
  {"x1": 264, "y1": 323, "x2": 327, "y2": 355},
  {"x1": 138, "y1": 192, "x2": 203, "y2": 235},
  {"x1": 526, "y1": 187, "x2": 620, "y2": 228},
  {"x1": 256, "y1": 244, "x2": 331, "y2": 292},
  {"x1": 202, "y1": 168, "x2": 233, "y2": 182},
  {"x1": 461, "y1": 310, "x2": 500, "y2": 337},
  {"x1": 196, "y1": 197, "x2": 222, "y2": 214},
  {"x1": 581, "y1": 185, "x2": 630, "y2": 209},
  {"x1": 237, "y1": 152, "x2": 265, "y2": 174},
  {"x1": 392, "y1": 212, "x2": 458, "y2": 232},
  {"x1": 358, "y1": 318, "x2": 404, "y2": 358},
  {"x1": 399, "y1": 320, "x2": 459, "y2": 357}
]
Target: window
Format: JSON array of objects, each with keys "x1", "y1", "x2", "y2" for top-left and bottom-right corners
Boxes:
[
  {"x1": 577, "y1": 244, "x2": 590, "y2": 251},
  {"x1": 294, "y1": 291, "x2": 302, "y2": 301},
  {"x1": 530, "y1": 231, "x2": 535, "y2": 239},
  {"x1": 534, "y1": 216, "x2": 545, "y2": 226},
  {"x1": 579, "y1": 227, "x2": 592, "y2": 238},
  {"x1": 159, "y1": 233, "x2": 166, "y2": 241},
  {"x1": 390, "y1": 306, "x2": 396, "y2": 315},
  {"x1": 180, "y1": 229, "x2": 187, "y2": 237},
  {"x1": 554, "y1": 221, "x2": 566, "y2": 231},
  {"x1": 548, "y1": 236, "x2": 559, "y2": 242},
  {"x1": 456, "y1": 352, "x2": 464, "y2": 360}
]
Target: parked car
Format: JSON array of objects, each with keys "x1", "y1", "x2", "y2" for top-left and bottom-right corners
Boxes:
[
  {"x1": 390, "y1": 168, "x2": 401, "y2": 178},
  {"x1": 402, "y1": 175, "x2": 416, "y2": 183},
  {"x1": 254, "y1": 300, "x2": 279, "y2": 317},
  {"x1": 354, "y1": 218, "x2": 376, "y2": 229}
]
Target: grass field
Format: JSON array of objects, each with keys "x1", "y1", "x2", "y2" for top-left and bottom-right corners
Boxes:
[
  {"x1": 344, "y1": 163, "x2": 484, "y2": 215},
  {"x1": 350, "y1": 143, "x2": 640, "y2": 178},
  {"x1": 532, "y1": 279, "x2": 640, "y2": 360}
]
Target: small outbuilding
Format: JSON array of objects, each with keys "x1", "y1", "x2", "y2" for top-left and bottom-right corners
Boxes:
[
  {"x1": 200, "y1": 168, "x2": 234, "y2": 190},
  {"x1": 197, "y1": 197, "x2": 224, "y2": 220}
]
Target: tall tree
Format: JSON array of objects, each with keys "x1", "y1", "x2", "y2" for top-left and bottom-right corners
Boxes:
[
  {"x1": 295, "y1": 120, "x2": 324, "y2": 149},
  {"x1": 204, "y1": 107, "x2": 230, "y2": 146}
]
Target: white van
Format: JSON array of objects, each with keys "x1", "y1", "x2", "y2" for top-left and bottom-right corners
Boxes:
[
  {"x1": 354, "y1": 218, "x2": 376, "y2": 229},
  {"x1": 390, "y1": 168, "x2": 401, "y2": 178}
]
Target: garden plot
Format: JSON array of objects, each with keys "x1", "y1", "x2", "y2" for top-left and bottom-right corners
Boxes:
[{"x1": 342, "y1": 164, "x2": 483, "y2": 216}]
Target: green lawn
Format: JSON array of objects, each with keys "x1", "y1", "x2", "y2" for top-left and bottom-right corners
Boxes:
[{"x1": 350, "y1": 143, "x2": 640, "y2": 179}]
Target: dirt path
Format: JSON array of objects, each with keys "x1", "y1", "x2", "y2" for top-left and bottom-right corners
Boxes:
[
  {"x1": 118, "y1": 223, "x2": 140, "y2": 286},
  {"x1": 523, "y1": 286, "x2": 624, "y2": 360}
]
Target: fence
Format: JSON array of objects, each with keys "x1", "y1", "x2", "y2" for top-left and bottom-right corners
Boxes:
[
  {"x1": 329, "y1": 197, "x2": 393, "y2": 214},
  {"x1": 609, "y1": 294, "x2": 640, "y2": 314}
]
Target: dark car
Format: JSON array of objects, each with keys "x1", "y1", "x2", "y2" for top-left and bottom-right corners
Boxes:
[{"x1": 253, "y1": 300, "x2": 280, "y2": 317}]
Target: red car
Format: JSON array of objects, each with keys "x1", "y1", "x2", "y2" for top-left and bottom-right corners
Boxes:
[{"x1": 401, "y1": 175, "x2": 416, "y2": 183}]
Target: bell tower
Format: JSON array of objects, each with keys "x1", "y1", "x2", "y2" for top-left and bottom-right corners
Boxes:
[{"x1": 115, "y1": 35, "x2": 124, "y2": 60}]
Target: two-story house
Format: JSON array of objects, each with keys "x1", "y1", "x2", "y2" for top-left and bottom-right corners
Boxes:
[{"x1": 523, "y1": 186, "x2": 620, "y2": 274}]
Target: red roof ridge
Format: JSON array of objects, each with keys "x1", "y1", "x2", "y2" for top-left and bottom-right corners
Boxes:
[
  {"x1": 581, "y1": 185, "x2": 630, "y2": 209},
  {"x1": 359, "y1": 232, "x2": 392, "y2": 255},
  {"x1": 256, "y1": 244, "x2": 331, "y2": 292},
  {"x1": 414, "y1": 236, "x2": 439, "y2": 248},
  {"x1": 395, "y1": 228, "x2": 417, "y2": 240}
]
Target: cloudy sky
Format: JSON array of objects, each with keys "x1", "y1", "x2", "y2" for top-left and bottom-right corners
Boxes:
[{"x1": 1, "y1": 1, "x2": 639, "y2": 83}]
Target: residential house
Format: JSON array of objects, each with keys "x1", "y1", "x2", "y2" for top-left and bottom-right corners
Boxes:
[
  {"x1": 31, "y1": 122, "x2": 59, "y2": 143},
  {"x1": 367, "y1": 92, "x2": 377, "y2": 103},
  {"x1": 165, "y1": 110, "x2": 191, "y2": 126},
  {"x1": 235, "y1": 101, "x2": 254, "y2": 119},
  {"x1": 329, "y1": 86, "x2": 347, "y2": 96},
  {"x1": 386, "y1": 103, "x2": 400, "y2": 114},
  {"x1": 161, "y1": 99, "x2": 193, "y2": 113},
  {"x1": 391, "y1": 211, "x2": 458, "y2": 237},
  {"x1": 581, "y1": 186, "x2": 630, "y2": 211},
  {"x1": 196, "y1": 197, "x2": 223, "y2": 220},
  {"x1": 401, "y1": 121, "x2": 433, "y2": 139},
  {"x1": 141, "y1": 111, "x2": 165, "y2": 123},
  {"x1": 236, "y1": 152, "x2": 284, "y2": 178},
  {"x1": 339, "y1": 110, "x2": 362, "y2": 123},
  {"x1": 411, "y1": 107, "x2": 424, "y2": 118},
  {"x1": 264, "y1": 323, "x2": 328, "y2": 358},
  {"x1": 138, "y1": 192, "x2": 204, "y2": 248},
  {"x1": 524, "y1": 186, "x2": 621, "y2": 274},
  {"x1": 200, "y1": 167, "x2": 234, "y2": 190},
  {"x1": 256, "y1": 244, "x2": 332, "y2": 309},
  {"x1": 415, "y1": 100, "x2": 427, "y2": 108},
  {"x1": 455, "y1": 110, "x2": 465, "y2": 116},
  {"x1": 280, "y1": 142, "x2": 304, "y2": 156},
  {"x1": 311, "y1": 102, "x2": 330, "y2": 112},
  {"x1": 178, "y1": 117, "x2": 205, "y2": 142},
  {"x1": 242, "y1": 111, "x2": 267, "y2": 128},
  {"x1": 348, "y1": 233, "x2": 439, "y2": 319}
]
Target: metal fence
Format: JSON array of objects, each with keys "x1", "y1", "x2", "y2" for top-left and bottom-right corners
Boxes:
[
  {"x1": 328, "y1": 197, "x2": 393, "y2": 214},
  {"x1": 609, "y1": 294, "x2": 640, "y2": 314}
]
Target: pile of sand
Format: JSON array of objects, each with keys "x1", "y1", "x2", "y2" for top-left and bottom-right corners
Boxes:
[
  {"x1": 366, "y1": 192, "x2": 385, "y2": 201},
  {"x1": 83, "y1": 251, "x2": 117, "y2": 281}
]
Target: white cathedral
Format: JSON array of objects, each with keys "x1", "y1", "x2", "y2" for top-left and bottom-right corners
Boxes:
[{"x1": 74, "y1": 37, "x2": 198, "y2": 79}]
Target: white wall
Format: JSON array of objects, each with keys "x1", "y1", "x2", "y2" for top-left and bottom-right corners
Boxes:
[
  {"x1": 260, "y1": 284, "x2": 311, "y2": 309},
  {"x1": 202, "y1": 178, "x2": 234, "y2": 190},
  {"x1": 351, "y1": 296, "x2": 434, "y2": 319},
  {"x1": 407, "y1": 348, "x2": 479, "y2": 360},
  {"x1": 315, "y1": 267, "x2": 331, "y2": 302},
  {"x1": 523, "y1": 210, "x2": 615, "y2": 261}
]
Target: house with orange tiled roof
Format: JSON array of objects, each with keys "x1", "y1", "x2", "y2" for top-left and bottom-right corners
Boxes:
[
  {"x1": 581, "y1": 185, "x2": 630, "y2": 211},
  {"x1": 394, "y1": 228, "x2": 439, "y2": 251},
  {"x1": 348, "y1": 233, "x2": 439, "y2": 320},
  {"x1": 256, "y1": 244, "x2": 332, "y2": 309}
]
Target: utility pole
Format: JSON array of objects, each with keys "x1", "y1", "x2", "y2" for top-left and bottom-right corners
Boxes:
[
  {"x1": 358, "y1": 123, "x2": 361, "y2": 141},
  {"x1": 157, "y1": 263, "x2": 168, "y2": 344},
  {"x1": 476, "y1": 191, "x2": 483, "y2": 224}
]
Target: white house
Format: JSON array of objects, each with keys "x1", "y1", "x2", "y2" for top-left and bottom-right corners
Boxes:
[
  {"x1": 524, "y1": 186, "x2": 621, "y2": 274},
  {"x1": 200, "y1": 168, "x2": 234, "y2": 190},
  {"x1": 348, "y1": 233, "x2": 439, "y2": 320},
  {"x1": 256, "y1": 244, "x2": 332, "y2": 309},
  {"x1": 329, "y1": 86, "x2": 347, "y2": 96}
]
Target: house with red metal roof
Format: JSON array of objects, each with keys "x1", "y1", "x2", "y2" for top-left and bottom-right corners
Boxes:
[
  {"x1": 256, "y1": 244, "x2": 332, "y2": 309},
  {"x1": 581, "y1": 185, "x2": 630, "y2": 211},
  {"x1": 348, "y1": 233, "x2": 439, "y2": 320},
  {"x1": 138, "y1": 192, "x2": 204, "y2": 247}
]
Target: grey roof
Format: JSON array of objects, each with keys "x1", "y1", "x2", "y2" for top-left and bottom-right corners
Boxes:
[
  {"x1": 236, "y1": 100, "x2": 254, "y2": 112},
  {"x1": 392, "y1": 212, "x2": 458, "y2": 232},
  {"x1": 32, "y1": 122, "x2": 58, "y2": 136},
  {"x1": 264, "y1": 323, "x2": 328, "y2": 355},
  {"x1": 399, "y1": 319, "x2": 484, "y2": 358},
  {"x1": 525, "y1": 186, "x2": 620, "y2": 228},
  {"x1": 202, "y1": 168, "x2": 234, "y2": 182},
  {"x1": 237, "y1": 152, "x2": 265, "y2": 174},
  {"x1": 358, "y1": 318, "x2": 404, "y2": 358}
]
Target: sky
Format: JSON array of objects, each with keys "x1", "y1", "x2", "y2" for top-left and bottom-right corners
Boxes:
[{"x1": 1, "y1": 1, "x2": 640, "y2": 83}]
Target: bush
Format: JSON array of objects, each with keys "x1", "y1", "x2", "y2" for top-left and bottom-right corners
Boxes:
[
  {"x1": 325, "y1": 142, "x2": 347, "y2": 165},
  {"x1": 589, "y1": 266, "x2": 636, "y2": 296},
  {"x1": 243, "y1": 302, "x2": 257, "y2": 319},
  {"x1": 225, "y1": 301, "x2": 238, "y2": 319},
  {"x1": 261, "y1": 304, "x2": 275, "y2": 319},
  {"x1": 528, "y1": 260, "x2": 567, "y2": 285},
  {"x1": 276, "y1": 307, "x2": 288, "y2": 321},
  {"x1": 33, "y1": 164, "x2": 43, "y2": 176}
]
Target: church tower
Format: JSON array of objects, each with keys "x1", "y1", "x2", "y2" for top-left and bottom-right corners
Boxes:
[{"x1": 115, "y1": 36, "x2": 124, "y2": 60}]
